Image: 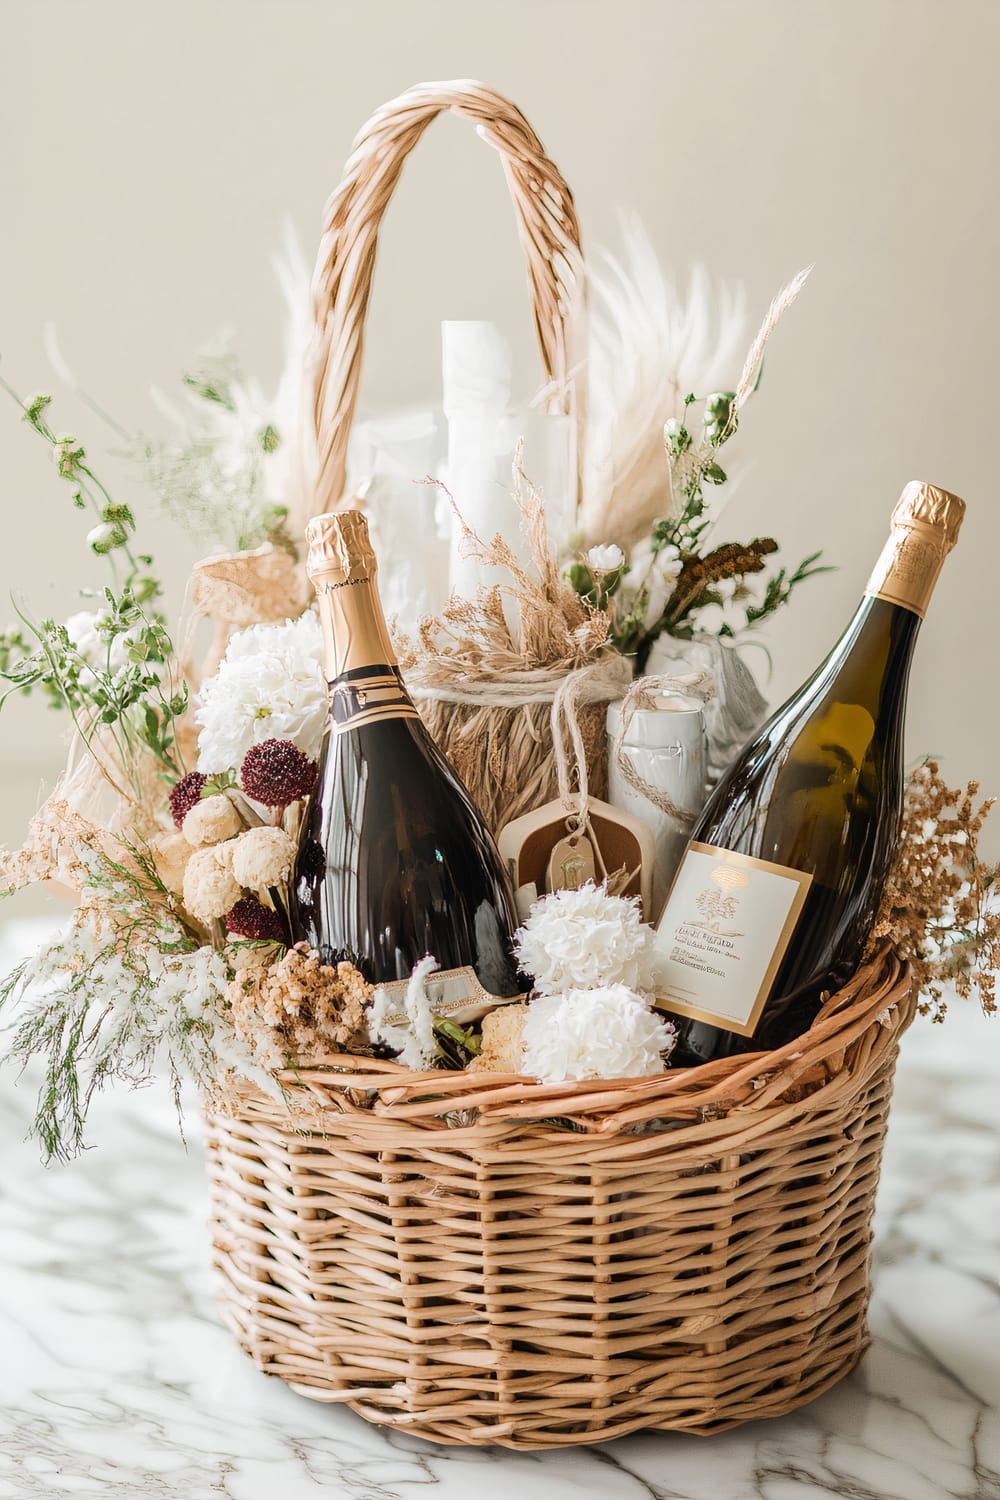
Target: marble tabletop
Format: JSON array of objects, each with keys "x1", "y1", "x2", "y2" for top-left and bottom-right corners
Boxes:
[{"x1": 1, "y1": 919, "x2": 998, "y2": 1500}]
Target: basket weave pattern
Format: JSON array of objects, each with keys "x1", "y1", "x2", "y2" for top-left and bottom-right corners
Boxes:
[{"x1": 207, "y1": 949, "x2": 912, "y2": 1448}]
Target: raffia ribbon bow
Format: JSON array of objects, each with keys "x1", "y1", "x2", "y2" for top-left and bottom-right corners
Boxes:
[{"x1": 189, "y1": 543, "x2": 309, "y2": 676}]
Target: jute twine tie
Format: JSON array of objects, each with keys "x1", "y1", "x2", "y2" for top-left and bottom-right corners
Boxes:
[
  {"x1": 610, "y1": 670, "x2": 715, "y2": 828},
  {"x1": 548, "y1": 655, "x2": 632, "y2": 823}
]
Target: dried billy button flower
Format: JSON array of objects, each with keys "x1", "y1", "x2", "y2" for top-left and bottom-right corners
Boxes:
[
  {"x1": 240, "y1": 738, "x2": 317, "y2": 808},
  {"x1": 226, "y1": 896, "x2": 285, "y2": 943},
  {"x1": 226, "y1": 941, "x2": 373, "y2": 1067},
  {"x1": 169, "y1": 771, "x2": 207, "y2": 829}
]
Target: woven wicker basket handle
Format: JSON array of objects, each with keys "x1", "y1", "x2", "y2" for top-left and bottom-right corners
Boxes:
[{"x1": 308, "y1": 79, "x2": 584, "y2": 515}]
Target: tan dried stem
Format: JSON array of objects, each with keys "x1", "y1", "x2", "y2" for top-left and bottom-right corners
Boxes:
[
  {"x1": 733, "y1": 265, "x2": 813, "y2": 412},
  {"x1": 398, "y1": 452, "x2": 610, "y2": 683}
]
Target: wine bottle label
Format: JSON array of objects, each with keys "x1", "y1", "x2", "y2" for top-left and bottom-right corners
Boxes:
[
  {"x1": 376, "y1": 966, "x2": 526, "y2": 1030},
  {"x1": 651, "y1": 842, "x2": 812, "y2": 1037},
  {"x1": 330, "y1": 665, "x2": 421, "y2": 734}
]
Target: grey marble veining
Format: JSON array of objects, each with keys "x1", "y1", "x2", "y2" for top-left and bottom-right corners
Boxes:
[{"x1": 1, "y1": 920, "x2": 997, "y2": 1500}]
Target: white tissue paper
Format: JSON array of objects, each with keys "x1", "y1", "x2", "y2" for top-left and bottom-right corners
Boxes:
[{"x1": 347, "y1": 407, "x2": 450, "y2": 628}]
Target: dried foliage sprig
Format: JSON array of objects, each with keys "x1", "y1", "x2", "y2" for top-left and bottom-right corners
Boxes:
[
  {"x1": 140, "y1": 342, "x2": 295, "y2": 557},
  {"x1": 866, "y1": 761, "x2": 999, "y2": 1020}
]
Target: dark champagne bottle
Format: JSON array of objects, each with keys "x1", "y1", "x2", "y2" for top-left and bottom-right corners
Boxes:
[
  {"x1": 291, "y1": 510, "x2": 522, "y2": 1015},
  {"x1": 653, "y1": 481, "x2": 965, "y2": 1065}
]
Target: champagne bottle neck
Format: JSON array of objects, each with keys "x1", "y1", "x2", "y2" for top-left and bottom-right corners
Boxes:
[
  {"x1": 314, "y1": 573, "x2": 399, "y2": 681},
  {"x1": 313, "y1": 573, "x2": 420, "y2": 735},
  {"x1": 864, "y1": 507, "x2": 955, "y2": 619},
  {"x1": 825, "y1": 594, "x2": 920, "y2": 710}
]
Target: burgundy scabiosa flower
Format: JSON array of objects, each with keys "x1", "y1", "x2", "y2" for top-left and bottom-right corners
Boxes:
[
  {"x1": 225, "y1": 896, "x2": 285, "y2": 944},
  {"x1": 240, "y1": 738, "x2": 317, "y2": 808},
  {"x1": 169, "y1": 771, "x2": 207, "y2": 829}
]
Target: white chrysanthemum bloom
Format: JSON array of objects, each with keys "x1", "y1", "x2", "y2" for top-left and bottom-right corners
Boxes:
[
  {"x1": 586, "y1": 543, "x2": 625, "y2": 572},
  {"x1": 195, "y1": 611, "x2": 326, "y2": 774},
  {"x1": 181, "y1": 794, "x2": 243, "y2": 848},
  {"x1": 182, "y1": 844, "x2": 243, "y2": 922},
  {"x1": 522, "y1": 985, "x2": 676, "y2": 1083},
  {"x1": 514, "y1": 882, "x2": 653, "y2": 996},
  {"x1": 229, "y1": 825, "x2": 296, "y2": 892}
]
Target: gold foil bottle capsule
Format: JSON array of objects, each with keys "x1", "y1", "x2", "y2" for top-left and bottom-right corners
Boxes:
[
  {"x1": 305, "y1": 511, "x2": 377, "y2": 585},
  {"x1": 866, "y1": 480, "x2": 966, "y2": 617}
]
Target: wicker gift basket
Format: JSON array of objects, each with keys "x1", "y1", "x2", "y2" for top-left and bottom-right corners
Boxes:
[{"x1": 205, "y1": 81, "x2": 916, "y2": 1449}]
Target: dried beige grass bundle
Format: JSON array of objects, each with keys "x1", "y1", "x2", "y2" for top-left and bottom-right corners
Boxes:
[
  {"x1": 398, "y1": 460, "x2": 609, "y2": 680},
  {"x1": 395, "y1": 460, "x2": 623, "y2": 831}
]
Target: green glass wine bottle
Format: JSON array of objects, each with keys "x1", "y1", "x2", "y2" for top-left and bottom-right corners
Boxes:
[
  {"x1": 653, "y1": 481, "x2": 965, "y2": 1065},
  {"x1": 290, "y1": 510, "x2": 523, "y2": 1019}
]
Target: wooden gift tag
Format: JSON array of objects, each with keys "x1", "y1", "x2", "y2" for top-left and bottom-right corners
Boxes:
[{"x1": 498, "y1": 796, "x2": 656, "y2": 922}]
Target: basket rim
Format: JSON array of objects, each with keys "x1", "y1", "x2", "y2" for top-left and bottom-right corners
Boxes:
[{"x1": 214, "y1": 945, "x2": 912, "y2": 1128}]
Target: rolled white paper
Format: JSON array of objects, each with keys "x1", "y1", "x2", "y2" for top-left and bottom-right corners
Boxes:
[{"x1": 442, "y1": 320, "x2": 514, "y2": 602}]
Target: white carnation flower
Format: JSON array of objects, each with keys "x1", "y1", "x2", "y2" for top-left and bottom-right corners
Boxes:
[
  {"x1": 522, "y1": 985, "x2": 675, "y2": 1083},
  {"x1": 586, "y1": 543, "x2": 625, "y2": 572},
  {"x1": 514, "y1": 881, "x2": 653, "y2": 996},
  {"x1": 196, "y1": 611, "x2": 327, "y2": 774}
]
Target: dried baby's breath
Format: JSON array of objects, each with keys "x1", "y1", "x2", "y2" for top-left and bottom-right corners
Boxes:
[
  {"x1": 866, "y1": 761, "x2": 999, "y2": 1021},
  {"x1": 227, "y1": 941, "x2": 374, "y2": 1068}
]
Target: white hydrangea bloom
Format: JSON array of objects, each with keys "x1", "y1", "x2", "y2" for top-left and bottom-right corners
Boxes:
[
  {"x1": 196, "y1": 611, "x2": 326, "y2": 774},
  {"x1": 522, "y1": 985, "x2": 675, "y2": 1083},
  {"x1": 514, "y1": 881, "x2": 653, "y2": 996}
]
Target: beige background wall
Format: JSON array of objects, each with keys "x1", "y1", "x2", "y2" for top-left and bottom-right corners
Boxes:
[{"x1": 1, "y1": 0, "x2": 998, "y2": 898}]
